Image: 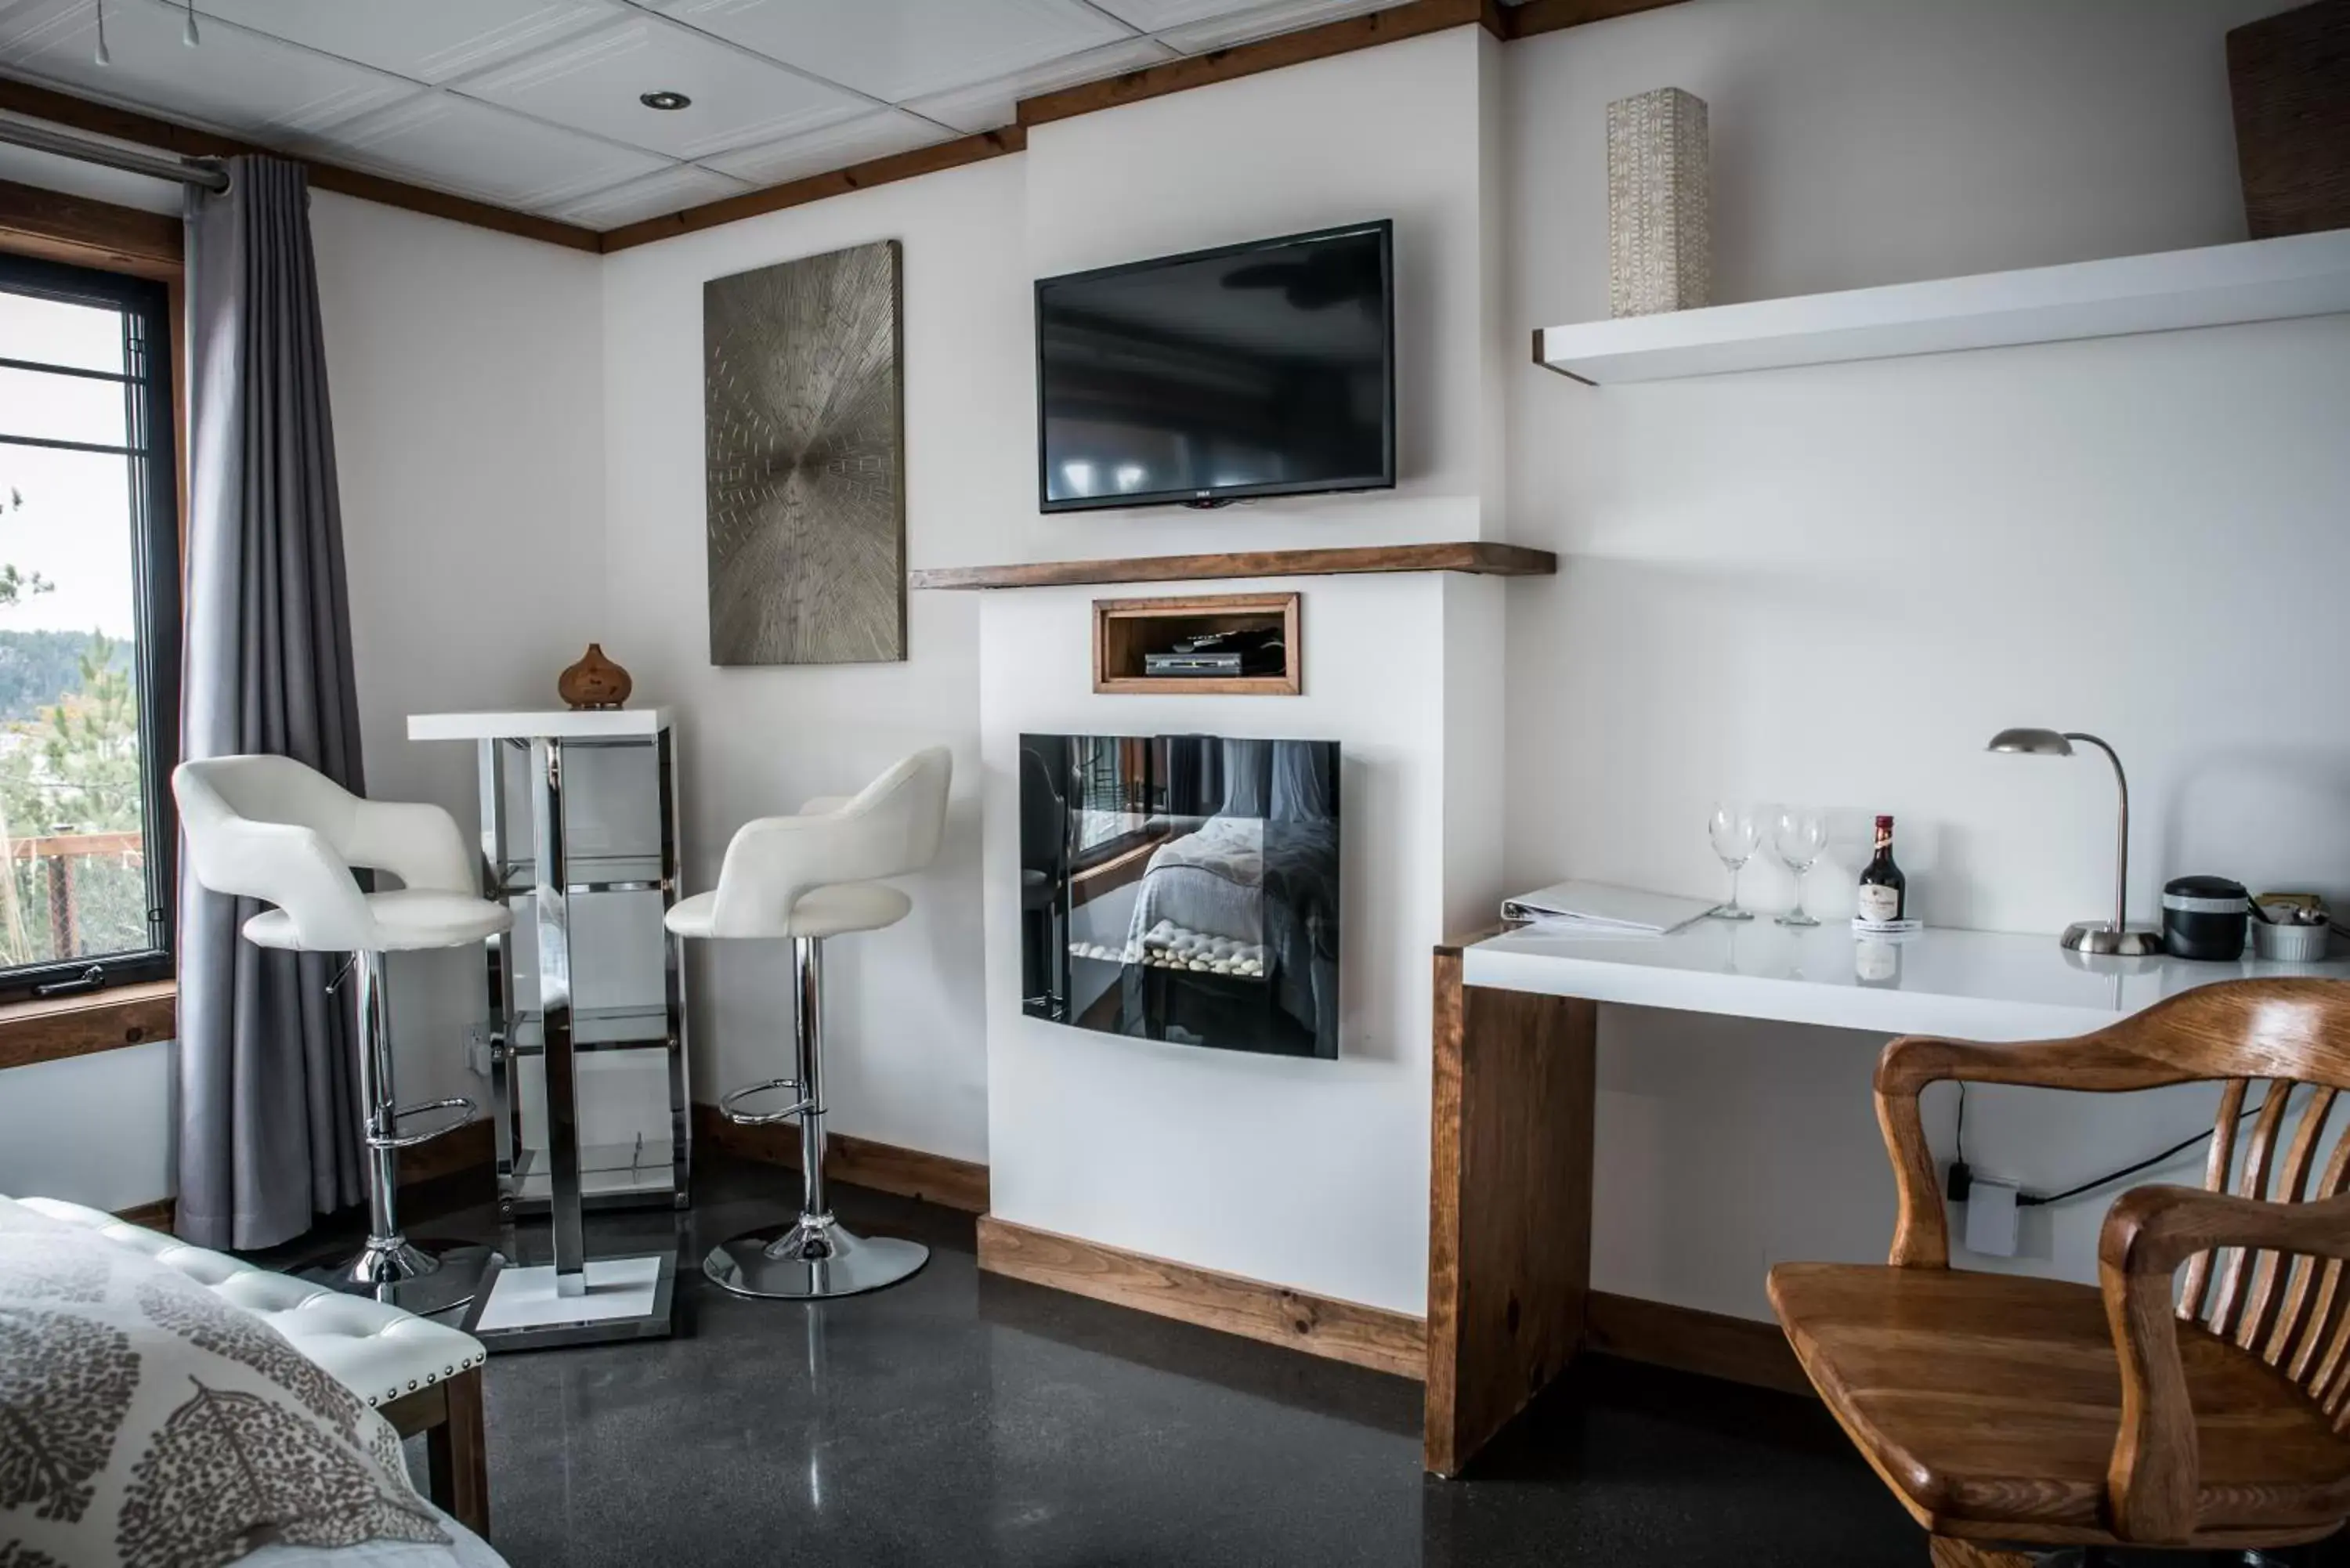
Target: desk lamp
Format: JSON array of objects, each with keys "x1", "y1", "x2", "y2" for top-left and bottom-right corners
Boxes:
[{"x1": 1986, "y1": 728, "x2": 2162, "y2": 956}]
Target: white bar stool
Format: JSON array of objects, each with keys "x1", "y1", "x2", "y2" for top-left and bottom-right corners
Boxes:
[
  {"x1": 175, "y1": 755, "x2": 514, "y2": 1316},
  {"x1": 670, "y1": 746, "x2": 951, "y2": 1300}
]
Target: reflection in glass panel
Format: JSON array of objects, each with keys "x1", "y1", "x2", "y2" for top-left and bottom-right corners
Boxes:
[{"x1": 1021, "y1": 734, "x2": 1340, "y2": 1059}]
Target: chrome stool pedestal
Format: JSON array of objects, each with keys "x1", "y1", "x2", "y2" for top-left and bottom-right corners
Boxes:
[
  {"x1": 302, "y1": 950, "x2": 503, "y2": 1317},
  {"x1": 702, "y1": 934, "x2": 929, "y2": 1301}
]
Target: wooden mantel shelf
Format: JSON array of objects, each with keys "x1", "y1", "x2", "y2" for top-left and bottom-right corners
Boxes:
[{"x1": 907, "y1": 541, "x2": 1556, "y2": 591}]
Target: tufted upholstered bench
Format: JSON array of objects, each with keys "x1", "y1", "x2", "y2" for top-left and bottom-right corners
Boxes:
[{"x1": 7, "y1": 1195, "x2": 492, "y2": 1538}]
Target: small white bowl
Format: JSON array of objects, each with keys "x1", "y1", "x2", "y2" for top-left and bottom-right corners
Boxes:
[{"x1": 2254, "y1": 920, "x2": 2331, "y2": 963}]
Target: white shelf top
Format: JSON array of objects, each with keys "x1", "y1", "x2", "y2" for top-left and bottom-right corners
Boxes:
[
  {"x1": 1462, "y1": 919, "x2": 2350, "y2": 1042},
  {"x1": 407, "y1": 708, "x2": 674, "y2": 741},
  {"x1": 1535, "y1": 229, "x2": 2350, "y2": 385}
]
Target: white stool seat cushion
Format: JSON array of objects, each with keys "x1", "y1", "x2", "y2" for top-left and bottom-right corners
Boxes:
[
  {"x1": 246, "y1": 889, "x2": 515, "y2": 953},
  {"x1": 665, "y1": 881, "x2": 911, "y2": 941},
  {"x1": 8, "y1": 1195, "x2": 486, "y2": 1408}
]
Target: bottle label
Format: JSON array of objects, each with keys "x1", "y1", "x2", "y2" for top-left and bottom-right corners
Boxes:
[{"x1": 1857, "y1": 884, "x2": 1901, "y2": 923}]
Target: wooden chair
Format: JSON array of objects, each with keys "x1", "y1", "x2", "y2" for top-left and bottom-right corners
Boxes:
[{"x1": 1769, "y1": 978, "x2": 2350, "y2": 1566}]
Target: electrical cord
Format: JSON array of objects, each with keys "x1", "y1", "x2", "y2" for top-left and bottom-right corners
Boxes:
[{"x1": 1949, "y1": 1083, "x2": 2272, "y2": 1209}]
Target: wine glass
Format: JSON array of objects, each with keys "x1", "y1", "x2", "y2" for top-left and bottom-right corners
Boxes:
[
  {"x1": 1773, "y1": 807, "x2": 1828, "y2": 927},
  {"x1": 1706, "y1": 804, "x2": 1759, "y2": 920}
]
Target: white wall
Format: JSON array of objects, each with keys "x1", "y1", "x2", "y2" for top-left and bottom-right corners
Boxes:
[
  {"x1": 1021, "y1": 27, "x2": 1505, "y2": 558},
  {"x1": 9, "y1": 0, "x2": 2340, "y2": 1325},
  {"x1": 1502, "y1": 0, "x2": 2345, "y2": 1317},
  {"x1": 969, "y1": 27, "x2": 1520, "y2": 1315},
  {"x1": 0, "y1": 153, "x2": 606, "y2": 1211},
  {"x1": 981, "y1": 574, "x2": 1500, "y2": 1315},
  {"x1": 598, "y1": 157, "x2": 1030, "y2": 1165},
  {"x1": 310, "y1": 190, "x2": 608, "y2": 1115}
]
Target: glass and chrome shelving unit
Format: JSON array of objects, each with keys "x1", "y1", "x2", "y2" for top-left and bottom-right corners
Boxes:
[
  {"x1": 411, "y1": 708, "x2": 688, "y2": 1349},
  {"x1": 475, "y1": 738, "x2": 692, "y2": 1219}
]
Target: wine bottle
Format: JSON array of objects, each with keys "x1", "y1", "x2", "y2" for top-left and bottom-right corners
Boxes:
[{"x1": 1857, "y1": 815, "x2": 1906, "y2": 925}]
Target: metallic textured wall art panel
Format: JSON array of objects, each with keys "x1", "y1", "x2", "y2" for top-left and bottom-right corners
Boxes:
[{"x1": 704, "y1": 239, "x2": 906, "y2": 665}]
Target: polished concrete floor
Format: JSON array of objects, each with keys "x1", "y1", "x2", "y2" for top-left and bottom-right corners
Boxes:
[{"x1": 283, "y1": 1158, "x2": 2345, "y2": 1568}]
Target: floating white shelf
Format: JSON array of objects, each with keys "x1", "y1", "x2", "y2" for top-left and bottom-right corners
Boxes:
[{"x1": 1533, "y1": 229, "x2": 2350, "y2": 385}]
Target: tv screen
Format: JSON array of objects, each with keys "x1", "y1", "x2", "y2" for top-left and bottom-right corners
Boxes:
[{"x1": 1035, "y1": 221, "x2": 1395, "y2": 513}]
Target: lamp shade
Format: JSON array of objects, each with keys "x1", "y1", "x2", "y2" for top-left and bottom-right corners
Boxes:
[{"x1": 1987, "y1": 727, "x2": 2073, "y2": 757}]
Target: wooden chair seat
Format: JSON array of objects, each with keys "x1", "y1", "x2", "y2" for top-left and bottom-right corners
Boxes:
[{"x1": 1770, "y1": 1260, "x2": 2350, "y2": 1548}]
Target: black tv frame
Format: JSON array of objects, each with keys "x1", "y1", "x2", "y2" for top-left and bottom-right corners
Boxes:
[{"x1": 1032, "y1": 219, "x2": 1397, "y2": 515}]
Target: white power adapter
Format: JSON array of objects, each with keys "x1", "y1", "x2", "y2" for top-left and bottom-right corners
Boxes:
[{"x1": 1963, "y1": 1176, "x2": 2021, "y2": 1258}]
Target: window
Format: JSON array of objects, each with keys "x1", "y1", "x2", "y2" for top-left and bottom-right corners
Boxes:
[{"x1": 0, "y1": 252, "x2": 180, "y2": 1000}]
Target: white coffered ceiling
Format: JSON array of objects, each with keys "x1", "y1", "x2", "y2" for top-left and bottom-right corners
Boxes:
[{"x1": 0, "y1": 0, "x2": 1419, "y2": 230}]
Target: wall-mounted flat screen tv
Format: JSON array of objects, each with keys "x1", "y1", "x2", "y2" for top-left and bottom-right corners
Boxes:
[{"x1": 1035, "y1": 220, "x2": 1395, "y2": 514}]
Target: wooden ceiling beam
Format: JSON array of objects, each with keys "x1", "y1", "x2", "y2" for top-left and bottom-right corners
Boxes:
[
  {"x1": 1016, "y1": 0, "x2": 1487, "y2": 128},
  {"x1": 0, "y1": 78, "x2": 601, "y2": 253},
  {"x1": 1, "y1": 0, "x2": 1690, "y2": 255},
  {"x1": 598, "y1": 128, "x2": 1024, "y2": 253},
  {"x1": 1495, "y1": 0, "x2": 1689, "y2": 41}
]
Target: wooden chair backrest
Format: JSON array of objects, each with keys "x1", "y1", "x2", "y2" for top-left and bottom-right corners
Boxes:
[{"x1": 1876, "y1": 978, "x2": 2350, "y2": 1422}]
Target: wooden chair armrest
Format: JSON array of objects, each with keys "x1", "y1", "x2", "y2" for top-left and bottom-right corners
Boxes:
[
  {"x1": 1874, "y1": 1034, "x2": 2171, "y2": 1268},
  {"x1": 2097, "y1": 1184, "x2": 2350, "y2": 1544}
]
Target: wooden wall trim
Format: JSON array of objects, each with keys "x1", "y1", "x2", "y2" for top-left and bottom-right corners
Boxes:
[
  {"x1": 598, "y1": 128, "x2": 1025, "y2": 253},
  {"x1": 978, "y1": 1213, "x2": 1428, "y2": 1379},
  {"x1": 1, "y1": 5, "x2": 1689, "y2": 255},
  {"x1": 1584, "y1": 1289, "x2": 1813, "y2": 1396},
  {"x1": 910, "y1": 541, "x2": 1557, "y2": 591},
  {"x1": 0, "y1": 174, "x2": 182, "y2": 277},
  {"x1": 0, "y1": 981, "x2": 175, "y2": 1072},
  {"x1": 103, "y1": 1117, "x2": 497, "y2": 1239},
  {"x1": 1495, "y1": 0, "x2": 1690, "y2": 40},
  {"x1": 0, "y1": 78, "x2": 599, "y2": 253},
  {"x1": 1018, "y1": 0, "x2": 1484, "y2": 128},
  {"x1": 111, "y1": 1196, "x2": 175, "y2": 1231},
  {"x1": 692, "y1": 1102, "x2": 991, "y2": 1213},
  {"x1": 396, "y1": 1116, "x2": 494, "y2": 1190}
]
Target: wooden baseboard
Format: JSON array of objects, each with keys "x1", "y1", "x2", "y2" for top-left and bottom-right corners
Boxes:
[
  {"x1": 397, "y1": 1117, "x2": 495, "y2": 1189},
  {"x1": 976, "y1": 1213, "x2": 1427, "y2": 1380},
  {"x1": 1584, "y1": 1289, "x2": 1812, "y2": 1397},
  {"x1": 107, "y1": 1117, "x2": 500, "y2": 1237},
  {"x1": 692, "y1": 1103, "x2": 990, "y2": 1214},
  {"x1": 111, "y1": 1196, "x2": 175, "y2": 1231}
]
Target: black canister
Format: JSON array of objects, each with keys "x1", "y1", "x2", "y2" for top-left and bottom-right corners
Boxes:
[{"x1": 2164, "y1": 875, "x2": 2248, "y2": 961}]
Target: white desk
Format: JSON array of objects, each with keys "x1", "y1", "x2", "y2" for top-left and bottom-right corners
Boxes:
[
  {"x1": 1464, "y1": 919, "x2": 2350, "y2": 1042},
  {"x1": 1423, "y1": 918, "x2": 2350, "y2": 1479}
]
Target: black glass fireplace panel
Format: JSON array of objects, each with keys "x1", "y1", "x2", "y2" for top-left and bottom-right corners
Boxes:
[{"x1": 1021, "y1": 734, "x2": 1340, "y2": 1059}]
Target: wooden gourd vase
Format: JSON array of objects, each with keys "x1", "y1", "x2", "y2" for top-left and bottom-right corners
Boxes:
[{"x1": 557, "y1": 643, "x2": 631, "y2": 710}]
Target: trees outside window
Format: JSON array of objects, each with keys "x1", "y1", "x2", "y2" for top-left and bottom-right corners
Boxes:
[{"x1": 0, "y1": 254, "x2": 181, "y2": 996}]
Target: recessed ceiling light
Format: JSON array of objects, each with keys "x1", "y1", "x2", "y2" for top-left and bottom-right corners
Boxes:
[{"x1": 640, "y1": 90, "x2": 692, "y2": 111}]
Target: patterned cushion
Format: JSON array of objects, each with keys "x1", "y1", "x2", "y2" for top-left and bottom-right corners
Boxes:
[
  {"x1": 0, "y1": 1204, "x2": 446, "y2": 1567},
  {"x1": 4, "y1": 1198, "x2": 484, "y2": 1409}
]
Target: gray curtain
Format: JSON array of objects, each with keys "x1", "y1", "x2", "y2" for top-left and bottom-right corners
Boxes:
[{"x1": 176, "y1": 155, "x2": 367, "y2": 1250}]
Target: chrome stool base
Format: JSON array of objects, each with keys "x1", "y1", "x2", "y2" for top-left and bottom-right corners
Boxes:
[
  {"x1": 306, "y1": 1239, "x2": 503, "y2": 1318},
  {"x1": 703, "y1": 1217, "x2": 928, "y2": 1300}
]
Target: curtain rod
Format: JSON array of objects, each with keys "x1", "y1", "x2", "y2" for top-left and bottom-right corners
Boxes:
[{"x1": 0, "y1": 114, "x2": 230, "y2": 193}]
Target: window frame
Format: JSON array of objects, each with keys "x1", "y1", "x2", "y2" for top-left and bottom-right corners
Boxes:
[{"x1": 0, "y1": 249, "x2": 183, "y2": 1003}]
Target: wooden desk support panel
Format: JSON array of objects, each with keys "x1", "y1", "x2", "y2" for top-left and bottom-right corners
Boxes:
[{"x1": 1425, "y1": 939, "x2": 1596, "y2": 1476}]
